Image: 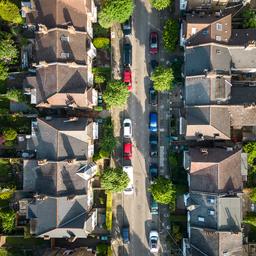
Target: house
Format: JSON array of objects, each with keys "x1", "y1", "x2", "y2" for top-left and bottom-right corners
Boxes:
[
  {"x1": 20, "y1": 159, "x2": 97, "y2": 238},
  {"x1": 28, "y1": 117, "x2": 98, "y2": 161},
  {"x1": 23, "y1": 63, "x2": 98, "y2": 108}
]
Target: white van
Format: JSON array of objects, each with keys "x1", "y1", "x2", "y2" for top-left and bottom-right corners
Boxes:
[{"x1": 123, "y1": 166, "x2": 134, "y2": 195}]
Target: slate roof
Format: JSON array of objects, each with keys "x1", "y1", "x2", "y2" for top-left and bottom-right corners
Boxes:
[
  {"x1": 189, "y1": 147, "x2": 243, "y2": 193},
  {"x1": 26, "y1": 0, "x2": 92, "y2": 31},
  {"x1": 31, "y1": 117, "x2": 92, "y2": 161},
  {"x1": 185, "y1": 105, "x2": 231, "y2": 140},
  {"x1": 230, "y1": 86, "x2": 256, "y2": 105},
  {"x1": 23, "y1": 160, "x2": 89, "y2": 196},
  {"x1": 190, "y1": 228, "x2": 243, "y2": 256}
]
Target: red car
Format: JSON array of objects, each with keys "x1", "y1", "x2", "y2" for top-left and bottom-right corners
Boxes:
[
  {"x1": 149, "y1": 32, "x2": 158, "y2": 54},
  {"x1": 123, "y1": 143, "x2": 132, "y2": 160},
  {"x1": 123, "y1": 68, "x2": 132, "y2": 91}
]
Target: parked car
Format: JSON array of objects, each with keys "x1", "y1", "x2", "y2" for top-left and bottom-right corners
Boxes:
[
  {"x1": 149, "y1": 134, "x2": 158, "y2": 157},
  {"x1": 149, "y1": 163, "x2": 158, "y2": 182},
  {"x1": 150, "y1": 195, "x2": 159, "y2": 215},
  {"x1": 123, "y1": 67, "x2": 132, "y2": 91},
  {"x1": 149, "y1": 32, "x2": 158, "y2": 54},
  {"x1": 122, "y1": 226, "x2": 130, "y2": 244},
  {"x1": 122, "y1": 17, "x2": 132, "y2": 35},
  {"x1": 123, "y1": 166, "x2": 134, "y2": 195},
  {"x1": 150, "y1": 59, "x2": 159, "y2": 74},
  {"x1": 149, "y1": 230, "x2": 159, "y2": 253},
  {"x1": 123, "y1": 142, "x2": 132, "y2": 160},
  {"x1": 149, "y1": 86, "x2": 157, "y2": 106},
  {"x1": 123, "y1": 43, "x2": 132, "y2": 66},
  {"x1": 123, "y1": 118, "x2": 132, "y2": 138},
  {"x1": 149, "y1": 112, "x2": 158, "y2": 132}
]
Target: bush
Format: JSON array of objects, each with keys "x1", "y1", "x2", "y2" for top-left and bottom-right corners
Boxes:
[
  {"x1": 93, "y1": 151, "x2": 102, "y2": 161},
  {"x1": 163, "y1": 18, "x2": 179, "y2": 52},
  {"x1": 0, "y1": 1, "x2": 23, "y2": 24},
  {"x1": 99, "y1": 149, "x2": 110, "y2": 158},
  {"x1": 243, "y1": 142, "x2": 256, "y2": 173},
  {"x1": 93, "y1": 23, "x2": 110, "y2": 37},
  {"x1": 93, "y1": 106, "x2": 103, "y2": 112},
  {"x1": 93, "y1": 67, "x2": 111, "y2": 81},
  {"x1": 151, "y1": 65, "x2": 174, "y2": 91},
  {"x1": 93, "y1": 37, "x2": 110, "y2": 49},
  {"x1": 3, "y1": 128, "x2": 17, "y2": 141},
  {"x1": 0, "y1": 187, "x2": 15, "y2": 200},
  {"x1": 151, "y1": 0, "x2": 172, "y2": 10},
  {"x1": 5, "y1": 89, "x2": 24, "y2": 102},
  {"x1": 96, "y1": 243, "x2": 108, "y2": 255},
  {"x1": 0, "y1": 210, "x2": 16, "y2": 233},
  {"x1": 242, "y1": 9, "x2": 256, "y2": 28},
  {"x1": 0, "y1": 63, "x2": 8, "y2": 81},
  {"x1": 0, "y1": 33, "x2": 18, "y2": 65},
  {"x1": 94, "y1": 73, "x2": 106, "y2": 84}
]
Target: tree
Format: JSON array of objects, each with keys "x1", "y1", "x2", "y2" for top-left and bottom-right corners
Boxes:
[
  {"x1": 151, "y1": 65, "x2": 174, "y2": 91},
  {"x1": 0, "y1": 63, "x2": 8, "y2": 81},
  {"x1": 93, "y1": 37, "x2": 110, "y2": 49},
  {"x1": 96, "y1": 244, "x2": 108, "y2": 256},
  {"x1": 101, "y1": 168, "x2": 129, "y2": 193},
  {"x1": 151, "y1": 0, "x2": 172, "y2": 10},
  {"x1": 98, "y1": 0, "x2": 134, "y2": 28},
  {"x1": 243, "y1": 212, "x2": 256, "y2": 227},
  {"x1": 163, "y1": 18, "x2": 179, "y2": 52},
  {"x1": 0, "y1": 210, "x2": 16, "y2": 233},
  {"x1": 3, "y1": 128, "x2": 17, "y2": 141},
  {"x1": 94, "y1": 73, "x2": 106, "y2": 84},
  {"x1": 0, "y1": 34, "x2": 18, "y2": 64},
  {"x1": 0, "y1": 1, "x2": 23, "y2": 24},
  {"x1": 149, "y1": 177, "x2": 176, "y2": 204},
  {"x1": 103, "y1": 80, "x2": 129, "y2": 108},
  {"x1": 250, "y1": 188, "x2": 256, "y2": 203},
  {"x1": 0, "y1": 187, "x2": 15, "y2": 200},
  {"x1": 243, "y1": 142, "x2": 256, "y2": 173},
  {"x1": 242, "y1": 9, "x2": 256, "y2": 28},
  {"x1": 5, "y1": 89, "x2": 24, "y2": 102}
]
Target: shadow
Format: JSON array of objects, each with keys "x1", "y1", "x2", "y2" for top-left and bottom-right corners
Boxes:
[{"x1": 60, "y1": 165, "x2": 76, "y2": 195}]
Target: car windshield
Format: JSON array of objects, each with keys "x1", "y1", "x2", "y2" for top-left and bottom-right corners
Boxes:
[{"x1": 124, "y1": 123, "x2": 130, "y2": 127}]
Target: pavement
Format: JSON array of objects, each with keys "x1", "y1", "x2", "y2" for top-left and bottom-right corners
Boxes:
[{"x1": 111, "y1": 0, "x2": 182, "y2": 255}]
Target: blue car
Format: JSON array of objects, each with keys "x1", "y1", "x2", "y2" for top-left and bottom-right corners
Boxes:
[
  {"x1": 122, "y1": 226, "x2": 130, "y2": 244},
  {"x1": 149, "y1": 112, "x2": 158, "y2": 132}
]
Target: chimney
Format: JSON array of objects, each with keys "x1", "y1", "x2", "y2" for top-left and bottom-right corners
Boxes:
[
  {"x1": 68, "y1": 25, "x2": 76, "y2": 34},
  {"x1": 38, "y1": 24, "x2": 48, "y2": 34},
  {"x1": 200, "y1": 148, "x2": 208, "y2": 155}
]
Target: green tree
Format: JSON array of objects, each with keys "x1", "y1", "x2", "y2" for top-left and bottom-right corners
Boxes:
[
  {"x1": 243, "y1": 142, "x2": 256, "y2": 173},
  {"x1": 96, "y1": 244, "x2": 108, "y2": 256},
  {"x1": 93, "y1": 37, "x2": 110, "y2": 49},
  {"x1": 0, "y1": 187, "x2": 15, "y2": 200},
  {"x1": 103, "y1": 80, "x2": 129, "y2": 108},
  {"x1": 0, "y1": 1, "x2": 23, "y2": 24},
  {"x1": 94, "y1": 73, "x2": 106, "y2": 84},
  {"x1": 250, "y1": 188, "x2": 256, "y2": 203},
  {"x1": 243, "y1": 212, "x2": 256, "y2": 227},
  {"x1": 151, "y1": 0, "x2": 172, "y2": 10},
  {"x1": 163, "y1": 18, "x2": 179, "y2": 52},
  {"x1": 3, "y1": 128, "x2": 17, "y2": 141},
  {"x1": 0, "y1": 210, "x2": 16, "y2": 233},
  {"x1": 151, "y1": 65, "x2": 174, "y2": 91},
  {"x1": 242, "y1": 9, "x2": 256, "y2": 28},
  {"x1": 0, "y1": 34, "x2": 18, "y2": 64},
  {"x1": 149, "y1": 177, "x2": 176, "y2": 204},
  {"x1": 0, "y1": 63, "x2": 8, "y2": 81},
  {"x1": 5, "y1": 89, "x2": 24, "y2": 102},
  {"x1": 101, "y1": 168, "x2": 129, "y2": 193},
  {"x1": 98, "y1": 0, "x2": 134, "y2": 28}
]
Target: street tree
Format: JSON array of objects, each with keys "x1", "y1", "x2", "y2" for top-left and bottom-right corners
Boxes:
[
  {"x1": 103, "y1": 80, "x2": 129, "y2": 108},
  {"x1": 101, "y1": 168, "x2": 129, "y2": 193},
  {"x1": 0, "y1": 63, "x2": 8, "y2": 81},
  {"x1": 3, "y1": 128, "x2": 17, "y2": 141},
  {"x1": 242, "y1": 9, "x2": 256, "y2": 28},
  {"x1": 98, "y1": 0, "x2": 134, "y2": 28},
  {"x1": 149, "y1": 177, "x2": 176, "y2": 204},
  {"x1": 0, "y1": 1, "x2": 23, "y2": 24},
  {"x1": 0, "y1": 34, "x2": 18, "y2": 64},
  {"x1": 163, "y1": 18, "x2": 179, "y2": 52},
  {"x1": 151, "y1": 65, "x2": 174, "y2": 91},
  {"x1": 151, "y1": 0, "x2": 172, "y2": 10},
  {"x1": 0, "y1": 210, "x2": 16, "y2": 233}
]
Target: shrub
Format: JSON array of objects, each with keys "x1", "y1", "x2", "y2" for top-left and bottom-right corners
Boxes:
[
  {"x1": 5, "y1": 89, "x2": 24, "y2": 102},
  {"x1": 0, "y1": 210, "x2": 16, "y2": 233},
  {"x1": 99, "y1": 149, "x2": 110, "y2": 158},
  {"x1": 242, "y1": 9, "x2": 256, "y2": 28},
  {"x1": 163, "y1": 18, "x2": 179, "y2": 52},
  {"x1": 0, "y1": 187, "x2": 15, "y2": 200},
  {"x1": 93, "y1": 106, "x2": 103, "y2": 112},
  {"x1": 0, "y1": 1, "x2": 23, "y2": 24},
  {"x1": 94, "y1": 73, "x2": 106, "y2": 84},
  {"x1": 151, "y1": 65, "x2": 174, "y2": 91},
  {"x1": 93, "y1": 23, "x2": 110, "y2": 37},
  {"x1": 93, "y1": 37, "x2": 110, "y2": 49},
  {"x1": 3, "y1": 128, "x2": 17, "y2": 141},
  {"x1": 151, "y1": 0, "x2": 172, "y2": 10}
]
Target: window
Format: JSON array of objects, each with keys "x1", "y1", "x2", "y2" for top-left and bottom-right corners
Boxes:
[
  {"x1": 216, "y1": 49, "x2": 221, "y2": 55},
  {"x1": 216, "y1": 35, "x2": 222, "y2": 41},
  {"x1": 216, "y1": 23, "x2": 223, "y2": 31},
  {"x1": 202, "y1": 29, "x2": 209, "y2": 36},
  {"x1": 198, "y1": 217, "x2": 205, "y2": 222}
]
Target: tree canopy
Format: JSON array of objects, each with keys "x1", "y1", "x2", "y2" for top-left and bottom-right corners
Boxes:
[
  {"x1": 0, "y1": 1, "x2": 23, "y2": 24},
  {"x1": 242, "y1": 9, "x2": 256, "y2": 28},
  {"x1": 0, "y1": 63, "x2": 8, "y2": 81},
  {"x1": 103, "y1": 80, "x2": 129, "y2": 108},
  {"x1": 243, "y1": 142, "x2": 256, "y2": 173},
  {"x1": 151, "y1": 65, "x2": 174, "y2": 91},
  {"x1": 0, "y1": 210, "x2": 16, "y2": 233},
  {"x1": 149, "y1": 177, "x2": 176, "y2": 204},
  {"x1": 0, "y1": 34, "x2": 18, "y2": 65},
  {"x1": 101, "y1": 168, "x2": 129, "y2": 193},
  {"x1": 3, "y1": 128, "x2": 17, "y2": 141},
  {"x1": 5, "y1": 89, "x2": 24, "y2": 102},
  {"x1": 163, "y1": 18, "x2": 179, "y2": 52},
  {"x1": 151, "y1": 0, "x2": 172, "y2": 10},
  {"x1": 243, "y1": 212, "x2": 256, "y2": 227},
  {"x1": 98, "y1": 0, "x2": 134, "y2": 28}
]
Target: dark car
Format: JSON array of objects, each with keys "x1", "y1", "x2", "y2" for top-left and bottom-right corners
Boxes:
[
  {"x1": 149, "y1": 163, "x2": 158, "y2": 182},
  {"x1": 123, "y1": 43, "x2": 132, "y2": 66},
  {"x1": 150, "y1": 59, "x2": 159, "y2": 74},
  {"x1": 149, "y1": 134, "x2": 158, "y2": 157},
  {"x1": 150, "y1": 195, "x2": 159, "y2": 215},
  {"x1": 149, "y1": 32, "x2": 158, "y2": 54},
  {"x1": 149, "y1": 86, "x2": 157, "y2": 106},
  {"x1": 149, "y1": 112, "x2": 158, "y2": 133},
  {"x1": 122, "y1": 226, "x2": 130, "y2": 244},
  {"x1": 122, "y1": 17, "x2": 132, "y2": 35}
]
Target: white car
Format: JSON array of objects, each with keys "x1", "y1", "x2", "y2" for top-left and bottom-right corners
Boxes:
[
  {"x1": 123, "y1": 119, "x2": 132, "y2": 138},
  {"x1": 123, "y1": 166, "x2": 134, "y2": 195},
  {"x1": 149, "y1": 230, "x2": 159, "y2": 253}
]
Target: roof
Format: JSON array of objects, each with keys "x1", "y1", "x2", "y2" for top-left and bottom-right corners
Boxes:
[
  {"x1": 185, "y1": 105, "x2": 231, "y2": 140},
  {"x1": 229, "y1": 105, "x2": 256, "y2": 127},
  {"x1": 42, "y1": 248, "x2": 95, "y2": 256},
  {"x1": 23, "y1": 160, "x2": 90, "y2": 196},
  {"x1": 189, "y1": 147, "x2": 243, "y2": 193},
  {"x1": 185, "y1": 75, "x2": 231, "y2": 105},
  {"x1": 184, "y1": 14, "x2": 232, "y2": 46},
  {"x1": 189, "y1": 192, "x2": 241, "y2": 231},
  {"x1": 31, "y1": 117, "x2": 92, "y2": 161},
  {"x1": 229, "y1": 29, "x2": 256, "y2": 46},
  {"x1": 26, "y1": 0, "x2": 93, "y2": 31},
  {"x1": 187, "y1": 0, "x2": 230, "y2": 11},
  {"x1": 190, "y1": 228, "x2": 243, "y2": 256},
  {"x1": 230, "y1": 86, "x2": 256, "y2": 104},
  {"x1": 185, "y1": 44, "x2": 231, "y2": 76},
  {"x1": 35, "y1": 28, "x2": 88, "y2": 65}
]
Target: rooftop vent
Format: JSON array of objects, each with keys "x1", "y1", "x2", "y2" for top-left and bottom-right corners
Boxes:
[{"x1": 60, "y1": 35, "x2": 70, "y2": 42}]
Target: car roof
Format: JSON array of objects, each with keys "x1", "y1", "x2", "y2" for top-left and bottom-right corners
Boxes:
[
  {"x1": 124, "y1": 70, "x2": 131, "y2": 82},
  {"x1": 124, "y1": 143, "x2": 132, "y2": 151}
]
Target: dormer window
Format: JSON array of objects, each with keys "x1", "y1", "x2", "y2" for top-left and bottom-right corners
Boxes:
[{"x1": 216, "y1": 23, "x2": 223, "y2": 31}]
